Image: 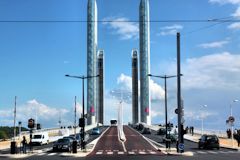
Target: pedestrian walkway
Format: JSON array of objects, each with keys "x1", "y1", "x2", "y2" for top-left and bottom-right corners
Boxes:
[
  {"x1": 184, "y1": 133, "x2": 240, "y2": 150},
  {"x1": 94, "y1": 149, "x2": 160, "y2": 155}
]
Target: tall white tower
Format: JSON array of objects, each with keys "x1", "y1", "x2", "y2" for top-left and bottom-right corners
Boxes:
[
  {"x1": 139, "y1": 0, "x2": 151, "y2": 125},
  {"x1": 87, "y1": 0, "x2": 98, "y2": 125}
]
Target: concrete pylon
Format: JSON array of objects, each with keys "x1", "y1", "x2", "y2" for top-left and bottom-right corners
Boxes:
[
  {"x1": 132, "y1": 49, "x2": 139, "y2": 124},
  {"x1": 87, "y1": 0, "x2": 98, "y2": 125},
  {"x1": 139, "y1": 0, "x2": 151, "y2": 125}
]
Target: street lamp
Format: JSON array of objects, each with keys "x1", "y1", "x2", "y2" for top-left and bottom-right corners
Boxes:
[
  {"x1": 229, "y1": 99, "x2": 239, "y2": 147},
  {"x1": 148, "y1": 73, "x2": 178, "y2": 149},
  {"x1": 200, "y1": 105, "x2": 207, "y2": 135},
  {"x1": 65, "y1": 74, "x2": 99, "y2": 150}
]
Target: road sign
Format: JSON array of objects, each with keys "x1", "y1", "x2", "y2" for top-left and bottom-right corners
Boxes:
[
  {"x1": 175, "y1": 108, "x2": 178, "y2": 114},
  {"x1": 178, "y1": 143, "x2": 184, "y2": 151},
  {"x1": 228, "y1": 116, "x2": 235, "y2": 123}
]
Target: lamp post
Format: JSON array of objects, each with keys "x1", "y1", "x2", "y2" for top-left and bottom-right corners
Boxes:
[
  {"x1": 229, "y1": 99, "x2": 239, "y2": 147},
  {"x1": 148, "y1": 74, "x2": 178, "y2": 149},
  {"x1": 200, "y1": 105, "x2": 207, "y2": 135},
  {"x1": 65, "y1": 74, "x2": 99, "y2": 150}
]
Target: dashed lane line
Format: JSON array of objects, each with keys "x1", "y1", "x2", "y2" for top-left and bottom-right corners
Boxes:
[{"x1": 107, "y1": 151, "x2": 113, "y2": 155}]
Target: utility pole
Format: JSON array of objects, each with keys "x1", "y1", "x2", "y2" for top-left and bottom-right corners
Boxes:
[
  {"x1": 74, "y1": 96, "x2": 77, "y2": 138},
  {"x1": 177, "y1": 32, "x2": 184, "y2": 152},
  {"x1": 13, "y1": 96, "x2": 17, "y2": 140}
]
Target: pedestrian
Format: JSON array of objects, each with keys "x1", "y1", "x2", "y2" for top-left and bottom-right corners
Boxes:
[
  {"x1": 185, "y1": 126, "x2": 189, "y2": 134},
  {"x1": 192, "y1": 126, "x2": 194, "y2": 136},
  {"x1": 21, "y1": 136, "x2": 27, "y2": 154}
]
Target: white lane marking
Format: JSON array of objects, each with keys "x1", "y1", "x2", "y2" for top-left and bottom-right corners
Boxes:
[
  {"x1": 150, "y1": 151, "x2": 157, "y2": 154},
  {"x1": 37, "y1": 153, "x2": 46, "y2": 156},
  {"x1": 196, "y1": 151, "x2": 207, "y2": 154},
  {"x1": 128, "y1": 151, "x2": 135, "y2": 154},
  {"x1": 139, "y1": 151, "x2": 146, "y2": 154},
  {"x1": 96, "y1": 152, "x2": 103, "y2": 155},
  {"x1": 48, "y1": 153, "x2": 56, "y2": 156},
  {"x1": 107, "y1": 152, "x2": 113, "y2": 155},
  {"x1": 207, "y1": 151, "x2": 217, "y2": 154},
  {"x1": 227, "y1": 151, "x2": 235, "y2": 153},
  {"x1": 219, "y1": 151, "x2": 227, "y2": 154},
  {"x1": 118, "y1": 151, "x2": 124, "y2": 154}
]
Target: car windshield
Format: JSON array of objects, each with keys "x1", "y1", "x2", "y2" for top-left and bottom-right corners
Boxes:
[
  {"x1": 58, "y1": 139, "x2": 69, "y2": 143},
  {"x1": 33, "y1": 135, "x2": 42, "y2": 139},
  {"x1": 207, "y1": 136, "x2": 218, "y2": 142},
  {"x1": 93, "y1": 128, "x2": 99, "y2": 131}
]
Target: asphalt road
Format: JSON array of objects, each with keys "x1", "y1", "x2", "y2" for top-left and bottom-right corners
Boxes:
[
  {"x1": 86, "y1": 125, "x2": 163, "y2": 159},
  {"x1": 1, "y1": 126, "x2": 240, "y2": 160}
]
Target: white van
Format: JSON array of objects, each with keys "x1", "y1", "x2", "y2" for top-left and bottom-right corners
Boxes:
[{"x1": 31, "y1": 132, "x2": 49, "y2": 145}]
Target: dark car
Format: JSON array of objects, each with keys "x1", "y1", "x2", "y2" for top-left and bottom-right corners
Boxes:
[
  {"x1": 157, "y1": 128, "x2": 166, "y2": 135},
  {"x1": 53, "y1": 138, "x2": 73, "y2": 152},
  {"x1": 198, "y1": 134, "x2": 220, "y2": 150},
  {"x1": 91, "y1": 127, "x2": 101, "y2": 135},
  {"x1": 141, "y1": 128, "x2": 151, "y2": 134}
]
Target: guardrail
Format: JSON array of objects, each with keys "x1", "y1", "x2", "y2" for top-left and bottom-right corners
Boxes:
[
  {"x1": 193, "y1": 129, "x2": 227, "y2": 138},
  {"x1": 0, "y1": 124, "x2": 99, "y2": 150}
]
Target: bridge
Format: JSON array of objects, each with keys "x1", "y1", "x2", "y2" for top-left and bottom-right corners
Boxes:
[{"x1": 1, "y1": 122, "x2": 240, "y2": 160}]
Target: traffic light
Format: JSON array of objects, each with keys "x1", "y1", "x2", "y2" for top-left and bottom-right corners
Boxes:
[
  {"x1": 28, "y1": 118, "x2": 35, "y2": 129},
  {"x1": 37, "y1": 123, "x2": 41, "y2": 130},
  {"x1": 79, "y1": 118, "x2": 85, "y2": 127}
]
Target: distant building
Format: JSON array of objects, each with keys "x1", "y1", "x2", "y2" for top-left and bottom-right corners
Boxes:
[
  {"x1": 139, "y1": 0, "x2": 151, "y2": 125},
  {"x1": 87, "y1": 0, "x2": 98, "y2": 125}
]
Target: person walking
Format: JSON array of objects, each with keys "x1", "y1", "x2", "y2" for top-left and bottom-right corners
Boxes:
[{"x1": 21, "y1": 136, "x2": 27, "y2": 154}]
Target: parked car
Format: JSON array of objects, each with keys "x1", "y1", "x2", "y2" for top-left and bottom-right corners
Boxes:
[
  {"x1": 91, "y1": 127, "x2": 101, "y2": 135},
  {"x1": 53, "y1": 138, "x2": 73, "y2": 152},
  {"x1": 31, "y1": 132, "x2": 49, "y2": 145},
  {"x1": 198, "y1": 134, "x2": 220, "y2": 150},
  {"x1": 141, "y1": 128, "x2": 151, "y2": 134}
]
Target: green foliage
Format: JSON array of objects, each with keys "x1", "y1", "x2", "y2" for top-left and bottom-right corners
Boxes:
[{"x1": 0, "y1": 126, "x2": 28, "y2": 139}]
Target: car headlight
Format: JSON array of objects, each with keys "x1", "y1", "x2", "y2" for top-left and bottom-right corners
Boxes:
[{"x1": 63, "y1": 145, "x2": 68, "y2": 148}]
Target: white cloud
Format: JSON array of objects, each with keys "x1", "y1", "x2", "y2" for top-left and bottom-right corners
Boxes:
[
  {"x1": 198, "y1": 40, "x2": 229, "y2": 48},
  {"x1": 102, "y1": 17, "x2": 139, "y2": 40},
  {"x1": 117, "y1": 73, "x2": 165, "y2": 100},
  {"x1": 117, "y1": 73, "x2": 132, "y2": 90},
  {"x1": 0, "y1": 99, "x2": 70, "y2": 127},
  {"x1": 181, "y1": 52, "x2": 240, "y2": 90},
  {"x1": 185, "y1": 110, "x2": 217, "y2": 120},
  {"x1": 232, "y1": 6, "x2": 240, "y2": 17},
  {"x1": 209, "y1": 0, "x2": 240, "y2": 5},
  {"x1": 228, "y1": 22, "x2": 240, "y2": 29},
  {"x1": 151, "y1": 109, "x2": 164, "y2": 118},
  {"x1": 149, "y1": 79, "x2": 165, "y2": 100},
  {"x1": 159, "y1": 24, "x2": 183, "y2": 36}
]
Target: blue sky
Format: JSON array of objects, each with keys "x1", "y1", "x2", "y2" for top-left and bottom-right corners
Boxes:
[{"x1": 1, "y1": 0, "x2": 240, "y2": 132}]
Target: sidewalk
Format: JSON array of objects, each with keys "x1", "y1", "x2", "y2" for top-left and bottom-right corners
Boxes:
[{"x1": 184, "y1": 133, "x2": 240, "y2": 151}]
